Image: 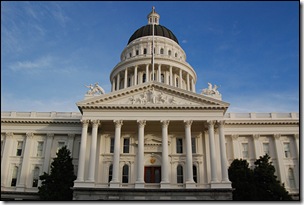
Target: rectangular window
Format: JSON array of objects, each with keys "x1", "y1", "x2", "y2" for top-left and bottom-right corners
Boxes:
[
  {"x1": 11, "y1": 166, "x2": 18, "y2": 187},
  {"x1": 16, "y1": 141, "x2": 23, "y2": 156},
  {"x1": 284, "y1": 143, "x2": 291, "y2": 158},
  {"x1": 176, "y1": 138, "x2": 183, "y2": 153},
  {"x1": 177, "y1": 165, "x2": 183, "y2": 183},
  {"x1": 37, "y1": 141, "x2": 44, "y2": 157},
  {"x1": 122, "y1": 165, "x2": 129, "y2": 183},
  {"x1": 32, "y1": 167, "x2": 40, "y2": 187},
  {"x1": 242, "y1": 143, "x2": 248, "y2": 158},
  {"x1": 263, "y1": 143, "x2": 269, "y2": 155},
  {"x1": 110, "y1": 138, "x2": 114, "y2": 153},
  {"x1": 191, "y1": 137, "x2": 196, "y2": 153},
  {"x1": 123, "y1": 138, "x2": 130, "y2": 153}
]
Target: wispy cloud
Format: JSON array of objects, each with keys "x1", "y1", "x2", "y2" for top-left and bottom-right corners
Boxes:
[{"x1": 9, "y1": 55, "x2": 53, "y2": 72}]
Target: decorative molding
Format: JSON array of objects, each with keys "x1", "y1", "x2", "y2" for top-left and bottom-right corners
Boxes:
[
  {"x1": 137, "y1": 120, "x2": 146, "y2": 127},
  {"x1": 5, "y1": 132, "x2": 13, "y2": 138},
  {"x1": 113, "y1": 120, "x2": 123, "y2": 127},
  {"x1": 184, "y1": 120, "x2": 193, "y2": 127},
  {"x1": 161, "y1": 120, "x2": 170, "y2": 127}
]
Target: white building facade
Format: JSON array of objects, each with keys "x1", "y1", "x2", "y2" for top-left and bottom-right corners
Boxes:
[{"x1": 1, "y1": 8, "x2": 299, "y2": 200}]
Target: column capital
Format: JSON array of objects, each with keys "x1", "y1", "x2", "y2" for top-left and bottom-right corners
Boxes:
[
  {"x1": 137, "y1": 120, "x2": 146, "y2": 127},
  {"x1": 113, "y1": 120, "x2": 123, "y2": 128},
  {"x1": 231, "y1": 134, "x2": 238, "y2": 140},
  {"x1": 81, "y1": 119, "x2": 90, "y2": 126},
  {"x1": 5, "y1": 132, "x2": 13, "y2": 138},
  {"x1": 184, "y1": 120, "x2": 193, "y2": 127},
  {"x1": 253, "y1": 134, "x2": 260, "y2": 140},
  {"x1": 217, "y1": 120, "x2": 226, "y2": 126},
  {"x1": 26, "y1": 132, "x2": 34, "y2": 138},
  {"x1": 91, "y1": 120, "x2": 100, "y2": 127},
  {"x1": 274, "y1": 134, "x2": 281, "y2": 140},
  {"x1": 46, "y1": 133, "x2": 54, "y2": 138},
  {"x1": 207, "y1": 120, "x2": 216, "y2": 127},
  {"x1": 68, "y1": 133, "x2": 75, "y2": 138},
  {"x1": 161, "y1": 120, "x2": 170, "y2": 127}
]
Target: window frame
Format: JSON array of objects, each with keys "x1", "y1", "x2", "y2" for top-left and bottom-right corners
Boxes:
[
  {"x1": 177, "y1": 165, "x2": 183, "y2": 183},
  {"x1": 176, "y1": 138, "x2": 183, "y2": 154}
]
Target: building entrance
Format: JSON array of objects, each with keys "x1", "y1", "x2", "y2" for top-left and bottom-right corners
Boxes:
[{"x1": 144, "y1": 166, "x2": 161, "y2": 183}]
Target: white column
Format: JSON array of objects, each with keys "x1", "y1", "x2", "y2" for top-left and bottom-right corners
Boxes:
[
  {"x1": 124, "y1": 68, "x2": 128, "y2": 88},
  {"x1": 218, "y1": 121, "x2": 230, "y2": 183},
  {"x1": 179, "y1": 69, "x2": 182, "y2": 88},
  {"x1": 1, "y1": 132, "x2": 13, "y2": 187},
  {"x1": 76, "y1": 120, "x2": 89, "y2": 182},
  {"x1": 294, "y1": 134, "x2": 299, "y2": 158},
  {"x1": 134, "y1": 66, "x2": 138, "y2": 85},
  {"x1": 146, "y1": 64, "x2": 149, "y2": 82},
  {"x1": 135, "y1": 120, "x2": 146, "y2": 188},
  {"x1": 169, "y1": 66, "x2": 173, "y2": 86},
  {"x1": 231, "y1": 135, "x2": 240, "y2": 159},
  {"x1": 274, "y1": 134, "x2": 285, "y2": 184},
  {"x1": 253, "y1": 134, "x2": 261, "y2": 159},
  {"x1": 116, "y1": 72, "x2": 120, "y2": 90},
  {"x1": 17, "y1": 132, "x2": 34, "y2": 190},
  {"x1": 187, "y1": 73, "x2": 190, "y2": 91},
  {"x1": 208, "y1": 120, "x2": 218, "y2": 183},
  {"x1": 184, "y1": 120, "x2": 195, "y2": 188},
  {"x1": 161, "y1": 120, "x2": 170, "y2": 188},
  {"x1": 67, "y1": 134, "x2": 75, "y2": 153},
  {"x1": 88, "y1": 120, "x2": 100, "y2": 182},
  {"x1": 43, "y1": 133, "x2": 54, "y2": 174},
  {"x1": 191, "y1": 78, "x2": 196, "y2": 92},
  {"x1": 111, "y1": 79, "x2": 115, "y2": 91},
  {"x1": 110, "y1": 120, "x2": 123, "y2": 188},
  {"x1": 158, "y1": 64, "x2": 161, "y2": 82}
]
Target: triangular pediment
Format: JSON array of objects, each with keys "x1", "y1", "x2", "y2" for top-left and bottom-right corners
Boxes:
[{"x1": 77, "y1": 82, "x2": 229, "y2": 111}]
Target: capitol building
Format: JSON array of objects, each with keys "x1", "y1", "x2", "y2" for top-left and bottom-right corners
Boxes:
[{"x1": 1, "y1": 7, "x2": 299, "y2": 200}]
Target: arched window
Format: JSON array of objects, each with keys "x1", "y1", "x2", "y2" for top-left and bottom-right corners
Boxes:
[
  {"x1": 11, "y1": 166, "x2": 19, "y2": 187},
  {"x1": 143, "y1": 73, "x2": 146, "y2": 83},
  {"x1": 32, "y1": 167, "x2": 40, "y2": 187},
  {"x1": 160, "y1": 48, "x2": 164, "y2": 54},
  {"x1": 144, "y1": 48, "x2": 147, "y2": 54},
  {"x1": 122, "y1": 165, "x2": 129, "y2": 183},
  {"x1": 193, "y1": 165, "x2": 197, "y2": 183},
  {"x1": 175, "y1": 53, "x2": 178, "y2": 58},
  {"x1": 161, "y1": 74, "x2": 165, "y2": 83},
  {"x1": 288, "y1": 168, "x2": 296, "y2": 188},
  {"x1": 177, "y1": 165, "x2": 183, "y2": 183},
  {"x1": 108, "y1": 164, "x2": 113, "y2": 183},
  {"x1": 168, "y1": 50, "x2": 172, "y2": 56}
]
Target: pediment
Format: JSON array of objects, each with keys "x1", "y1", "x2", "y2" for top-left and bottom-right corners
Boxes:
[{"x1": 77, "y1": 82, "x2": 229, "y2": 111}]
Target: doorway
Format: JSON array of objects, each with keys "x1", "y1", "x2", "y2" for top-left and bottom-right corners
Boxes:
[{"x1": 144, "y1": 166, "x2": 161, "y2": 183}]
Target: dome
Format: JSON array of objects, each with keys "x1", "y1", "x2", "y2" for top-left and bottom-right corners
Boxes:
[{"x1": 127, "y1": 24, "x2": 179, "y2": 45}]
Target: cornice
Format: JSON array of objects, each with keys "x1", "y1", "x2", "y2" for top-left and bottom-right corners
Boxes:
[
  {"x1": 225, "y1": 120, "x2": 299, "y2": 125},
  {"x1": 1, "y1": 119, "x2": 81, "y2": 124}
]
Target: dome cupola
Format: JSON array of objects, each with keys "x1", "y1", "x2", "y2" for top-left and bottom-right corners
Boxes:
[{"x1": 110, "y1": 7, "x2": 197, "y2": 93}]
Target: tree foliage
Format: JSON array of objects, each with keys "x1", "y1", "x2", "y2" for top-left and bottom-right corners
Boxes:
[
  {"x1": 38, "y1": 146, "x2": 76, "y2": 200},
  {"x1": 228, "y1": 154, "x2": 292, "y2": 201}
]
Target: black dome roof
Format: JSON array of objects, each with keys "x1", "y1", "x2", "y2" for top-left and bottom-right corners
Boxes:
[{"x1": 128, "y1": 24, "x2": 179, "y2": 45}]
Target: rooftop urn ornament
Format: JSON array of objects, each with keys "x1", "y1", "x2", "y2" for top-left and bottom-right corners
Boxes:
[{"x1": 201, "y1": 82, "x2": 222, "y2": 100}]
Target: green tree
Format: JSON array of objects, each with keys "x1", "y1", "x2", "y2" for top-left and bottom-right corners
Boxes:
[
  {"x1": 253, "y1": 154, "x2": 292, "y2": 200},
  {"x1": 228, "y1": 158, "x2": 255, "y2": 200},
  {"x1": 38, "y1": 146, "x2": 76, "y2": 200},
  {"x1": 228, "y1": 154, "x2": 292, "y2": 201}
]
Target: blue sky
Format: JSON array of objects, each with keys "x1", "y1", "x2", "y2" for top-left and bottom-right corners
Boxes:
[{"x1": 1, "y1": 1, "x2": 299, "y2": 113}]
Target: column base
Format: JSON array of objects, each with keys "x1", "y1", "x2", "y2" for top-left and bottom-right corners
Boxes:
[
  {"x1": 210, "y1": 181, "x2": 232, "y2": 189},
  {"x1": 135, "y1": 181, "x2": 145, "y2": 188},
  {"x1": 109, "y1": 181, "x2": 120, "y2": 188},
  {"x1": 185, "y1": 181, "x2": 196, "y2": 189},
  {"x1": 15, "y1": 185, "x2": 25, "y2": 192},
  {"x1": 160, "y1": 181, "x2": 171, "y2": 188}
]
